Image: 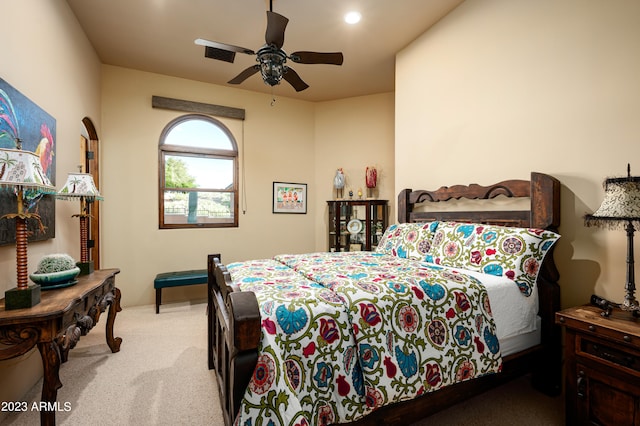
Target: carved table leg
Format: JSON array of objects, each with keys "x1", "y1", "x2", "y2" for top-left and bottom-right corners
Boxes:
[
  {"x1": 106, "y1": 287, "x2": 122, "y2": 353},
  {"x1": 37, "y1": 340, "x2": 62, "y2": 426}
]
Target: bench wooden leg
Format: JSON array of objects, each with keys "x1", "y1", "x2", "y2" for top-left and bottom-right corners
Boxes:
[{"x1": 156, "y1": 288, "x2": 161, "y2": 314}]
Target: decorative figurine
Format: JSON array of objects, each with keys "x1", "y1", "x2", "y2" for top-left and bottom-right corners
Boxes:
[
  {"x1": 334, "y1": 168, "x2": 345, "y2": 199},
  {"x1": 366, "y1": 166, "x2": 377, "y2": 199},
  {"x1": 348, "y1": 189, "x2": 353, "y2": 199},
  {"x1": 357, "y1": 188, "x2": 363, "y2": 199}
]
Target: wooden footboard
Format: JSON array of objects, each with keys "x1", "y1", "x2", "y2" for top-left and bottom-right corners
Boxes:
[
  {"x1": 207, "y1": 172, "x2": 562, "y2": 426},
  {"x1": 207, "y1": 254, "x2": 260, "y2": 426}
]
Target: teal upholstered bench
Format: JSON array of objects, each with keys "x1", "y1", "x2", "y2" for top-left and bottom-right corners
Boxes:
[{"x1": 154, "y1": 269, "x2": 208, "y2": 314}]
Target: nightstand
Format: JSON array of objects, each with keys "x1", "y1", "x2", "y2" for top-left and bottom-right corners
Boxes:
[{"x1": 556, "y1": 305, "x2": 640, "y2": 425}]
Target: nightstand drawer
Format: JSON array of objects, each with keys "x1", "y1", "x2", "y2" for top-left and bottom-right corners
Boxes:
[
  {"x1": 556, "y1": 305, "x2": 640, "y2": 346},
  {"x1": 579, "y1": 335, "x2": 640, "y2": 373}
]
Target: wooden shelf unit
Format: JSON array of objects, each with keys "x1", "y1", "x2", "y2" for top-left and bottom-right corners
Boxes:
[{"x1": 327, "y1": 199, "x2": 388, "y2": 252}]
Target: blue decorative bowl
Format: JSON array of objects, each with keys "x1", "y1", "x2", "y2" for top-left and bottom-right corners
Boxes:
[{"x1": 29, "y1": 267, "x2": 81, "y2": 290}]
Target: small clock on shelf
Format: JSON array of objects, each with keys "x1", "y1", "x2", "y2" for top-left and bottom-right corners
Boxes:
[{"x1": 347, "y1": 219, "x2": 363, "y2": 235}]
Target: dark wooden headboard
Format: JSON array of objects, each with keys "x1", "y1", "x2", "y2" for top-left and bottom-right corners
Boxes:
[{"x1": 398, "y1": 172, "x2": 560, "y2": 231}]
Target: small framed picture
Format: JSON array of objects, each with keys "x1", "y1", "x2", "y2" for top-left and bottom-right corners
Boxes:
[{"x1": 273, "y1": 182, "x2": 307, "y2": 214}]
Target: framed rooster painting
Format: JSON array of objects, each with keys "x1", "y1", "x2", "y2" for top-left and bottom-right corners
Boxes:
[{"x1": 0, "y1": 77, "x2": 56, "y2": 244}]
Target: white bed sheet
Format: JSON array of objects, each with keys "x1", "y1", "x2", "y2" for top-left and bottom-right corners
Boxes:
[
  {"x1": 499, "y1": 316, "x2": 541, "y2": 356},
  {"x1": 443, "y1": 267, "x2": 539, "y2": 342}
]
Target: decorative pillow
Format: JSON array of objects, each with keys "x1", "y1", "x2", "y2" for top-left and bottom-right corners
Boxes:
[
  {"x1": 425, "y1": 222, "x2": 560, "y2": 296},
  {"x1": 375, "y1": 221, "x2": 439, "y2": 260}
]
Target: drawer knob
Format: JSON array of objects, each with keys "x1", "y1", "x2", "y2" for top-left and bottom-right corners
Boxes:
[
  {"x1": 624, "y1": 335, "x2": 632, "y2": 343},
  {"x1": 588, "y1": 325, "x2": 596, "y2": 332}
]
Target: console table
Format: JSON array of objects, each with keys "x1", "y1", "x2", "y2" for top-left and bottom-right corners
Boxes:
[{"x1": 0, "y1": 269, "x2": 121, "y2": 426}]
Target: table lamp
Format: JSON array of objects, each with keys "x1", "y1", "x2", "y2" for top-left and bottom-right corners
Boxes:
[
  {"x1": 585, "y1": 164, "x2": 640, "y2": 317},
  {"x1": 57, "y1": 171, "x2": 102, "y2": 275},
  {"x1": 0, "y1": 141, "x2": 56, "y2": 309}
]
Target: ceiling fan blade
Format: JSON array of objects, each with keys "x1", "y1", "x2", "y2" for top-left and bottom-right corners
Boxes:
[
  {"x1": 283, "y1": 67, "x2": 309, "y2": 92},
  {"x1": 265, "y1": 11, "x2": 288, "y2": 49},
  {"x1": 195, "y1": 38, "x2": 255, "y2": 55},
  {"x1": 290, "y1": 51, "x2": 344, "y2": 65},
  {"x1": 228, "y1": 65, "x2": 260, "y2": 85}
]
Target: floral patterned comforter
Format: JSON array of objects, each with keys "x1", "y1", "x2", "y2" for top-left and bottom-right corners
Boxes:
[{"x1": 228, "y1": 252, "x2": 502, "y2": 426}]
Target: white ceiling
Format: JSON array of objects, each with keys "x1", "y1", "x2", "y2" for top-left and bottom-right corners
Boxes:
[{"x1": 65, "y1": 0, "x2": 464, "y2": 102}]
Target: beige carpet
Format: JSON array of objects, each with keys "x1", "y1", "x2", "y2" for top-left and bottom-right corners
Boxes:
[
  {"x1": 2, "y1": 301, "x2": 220, "y2": 426},
  {"x1": 410, "y1": 375, "x2": 564, "y2": 425},
  {"x1": 2, "y1": 301, "x2": 564, "y2": 425}
]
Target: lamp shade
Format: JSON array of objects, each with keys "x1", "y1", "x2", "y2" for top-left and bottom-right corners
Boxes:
[
  {"x1": 585, "y1": 176, "x2": 640, "y2": 228},
  {"x1": 0, "y1": 148, "x2": 55, "y2": 192},
  {"x1": 57, "y1": 173, "x2": 102, "y2": 200}
]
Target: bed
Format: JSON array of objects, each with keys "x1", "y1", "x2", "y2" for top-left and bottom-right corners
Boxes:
[{"x1": 207, "y1": 172, "x2": 561, "y2": 426}]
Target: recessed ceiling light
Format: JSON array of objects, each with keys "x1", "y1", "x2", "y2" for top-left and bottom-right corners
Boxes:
[{"x1": 344, "y1": 11, "x2": 361, "y2": 25}]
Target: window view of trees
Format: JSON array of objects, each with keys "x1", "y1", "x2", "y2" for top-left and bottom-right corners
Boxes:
[
  {"x1": 165, "y1": 157, "x2": 197, "y2": 188},
  {"x1": 159, "y1": 115, "x2": 238, "y2": 228}
]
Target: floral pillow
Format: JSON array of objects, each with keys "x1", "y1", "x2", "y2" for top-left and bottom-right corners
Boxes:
[
  {"x1": 426, "y1": 222, "x2": 560, "y2": 296},
  {"x1": 376, "y1": 221, "x2": 439, "y2": 260}
]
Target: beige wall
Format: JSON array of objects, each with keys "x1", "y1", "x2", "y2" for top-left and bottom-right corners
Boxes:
[
  {"x1": 313, "y1": 93, "x2": 395, "y2": 251},
  {"x1": 396, "y1": 0, "x2": 640, "y2": 309},
  {"x1": 0, "y1": 0, "x2": 102, "y2": 416}
]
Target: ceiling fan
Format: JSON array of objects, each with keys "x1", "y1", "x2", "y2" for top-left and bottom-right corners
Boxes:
[{"x1": 195, "y1": 2, "x2": 344, "y2": 92}]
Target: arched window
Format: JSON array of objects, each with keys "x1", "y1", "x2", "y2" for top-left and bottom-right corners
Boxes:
[{"x1": 159, "y1": 114, "x2": 238, "y2": 228}]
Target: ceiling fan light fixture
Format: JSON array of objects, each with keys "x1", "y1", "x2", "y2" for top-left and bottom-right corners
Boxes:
[{"x1": 258, "y1": 47, "x2": 287, "y2": 86}]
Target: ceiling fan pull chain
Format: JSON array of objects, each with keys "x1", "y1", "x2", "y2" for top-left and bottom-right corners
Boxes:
[{"x1": 269, "y1": 85, "x2": 276, "y2": 106}]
